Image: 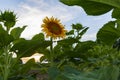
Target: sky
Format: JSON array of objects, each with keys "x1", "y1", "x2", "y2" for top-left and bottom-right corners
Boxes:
[{"x1": 0, "y1": 0, "x2": 113, "y2": 41}]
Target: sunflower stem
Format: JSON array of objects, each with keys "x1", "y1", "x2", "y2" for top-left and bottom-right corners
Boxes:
[
  {"x1": 50, "y1": 37, "x2": 54, "y2": 66},
  {"x1": 2, "y1": 46, "x2": 11, "y2": 80}
]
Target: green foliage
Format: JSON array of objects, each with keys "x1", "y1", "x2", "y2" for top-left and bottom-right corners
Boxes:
[
  {"x1": 19, "y1": 58, "x2": 36, "y2": 74},
  {"x1": 72, "y1": 23, "x2": 83, "y2": 31},
  {"x1": 48, "y1": 67, "x2": 61, "y2": 80},
  {"x1": 112, "y1": 8, "x2": 120, "y2": 19},
  {"x1": 31, "y1": 33, "x2": 45, "y2": 41},
  {"x1": 87, "y1": 45, "x2": 120, "y2": 68},
  {"x1": 0, "y1": 24, "x2": 13, "y2": 48},
  {"x1": 10, "y1": 26, "x2": 26, "y2": 39},
  {"x1": 48, "y1": 65, "x2": 120, "y2": 80},
  {"x1": 66, "y1": 23, "x2": 89, "y2": 40},
  {"x1": 98, "y1": 65, "x2": 119, "y2": 80},
  {"x1": 54, "y1": 23, "x2": 89, "y2": 59},
  {"x1": 0, "y1": 10, "x2": 38, "y2": 80},
  {"x1": 11, "y1": 38, "x2": 51, "y2": 57},
  {"x1": 0, "y1": 10, "x2": 16, "y2": 31},
  {"x1": 60, "y1": 0, "x2": 113, "y2": 15},
  {"x1": 74, "y1": 41, "x2": 96, "y2": 59},
  {"x1": 97, "y1": 20, "x2": 120, "y2": 46},
  {"x1": 9, "y1": 59, "x2": 37, "y2": 80},
  {"x1": 48, "y1": 66, "x2": 97, "y2": 80},
  {"x1": 90, "y1": 0, "x2": 120, "y2": 8},
  {"x1": 1, "y1": 0, "x2": 120, "y2": 79}
]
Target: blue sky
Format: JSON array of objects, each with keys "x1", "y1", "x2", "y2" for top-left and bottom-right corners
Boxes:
[{"x1": 0, "y1": 0, "x2": 113, "y2": 41}]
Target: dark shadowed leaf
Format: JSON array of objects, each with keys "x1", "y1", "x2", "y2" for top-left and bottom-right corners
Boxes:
[
  {"x1": 72, "y1": 23, "x2": 83, "y2": 31},
  {"x1": 58, "y1": 37, "x2": 78, "y2": 45},
  {"x1": 97, "y1": 21, "x2": 120, "y2": 46},
  {"x1": 0, "y1": 11, "x2": 16, "y2": 31},
  {"x1": 74, "y1": 41, "x2": 96, "y2": 53},
  {"x1": 0, "y1": 24, "x2": 14, "y2": 48},
  {"x1": 19, "y1": 58, "x2": 36, "y2": 74},
  {"x1": 10, "y1": 26, "x2": 26, "y2": 39},
  {"x1": 57, "y1": 66, "x2": 98, "y2": 80},
  {"x1": 112, "y1": 8, "x2": 120, "y2": 19},
  {"x1": 11, "y1": 39, "x2": 51, "y2": 57},
  {"x1": 90, "y1": 0, "x2": 120, "y2": 8},
  {"x1": 48, "y1": 67, "x2": 60, "y2": 80},
  {"x1": 73, "y1": 41, "x2": 96, "y2": 59},
  {"x1": 60, "y1": 0, "x2": 113, "y2": 15},
  {"x1": 79, "y1": 27, "x2": 89, "y2": 36},
  {"x1": 32, "y1": 33, "x2": 45, "y2": 41},
  {"x1": 66, "y1": 30, "x2": 74, "y2": 35},
  {"x1": 98, "y1": 66, "x2": 119, "y2": 80}
]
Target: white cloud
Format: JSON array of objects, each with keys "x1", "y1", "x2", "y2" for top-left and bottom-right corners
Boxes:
[
  {"x1": 81, "y1": 33, "x2": 96, "y2": 41},
  {"x1": 16, "y1": 4, "x2": 49, "y2": 39},
  {"x1": 15, "y1": 0, "x2": 82, "y2": 39}
]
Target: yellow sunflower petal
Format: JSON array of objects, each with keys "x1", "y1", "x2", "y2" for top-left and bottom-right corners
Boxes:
[{"x1": 41, "y1": 16, "x2": 67, "y2": 39}]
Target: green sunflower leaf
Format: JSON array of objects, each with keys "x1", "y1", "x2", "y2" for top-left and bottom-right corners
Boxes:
[
  {"x1": 0, "y1": 24, "x2": 14, "y2": 48},
  {"x1": 10, "y1": 26, "x2": 27, "y2": 39},
  {"x1": 97, "y1": 20, "x2": 120, "y2": 46},
  {"x1": 32, "y1": 33, "x2": 45, "y2": 41},
  {"x1": 11, "y1": 39, "x2": 51, "y2": 57},
  {"x1": 59, "y1": 0, "x2": 113, "y2": 15},
  {"x1": 112, "y1": 8, "x2": 120, "y2": 19},
  {"x1": 72, "y1": 23, "x2": 83, "y2": 31}
]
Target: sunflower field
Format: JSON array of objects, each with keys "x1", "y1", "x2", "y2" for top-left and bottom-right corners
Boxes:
[{"x1": 0, "y1": 0, "x2": 120, "y2": 80}]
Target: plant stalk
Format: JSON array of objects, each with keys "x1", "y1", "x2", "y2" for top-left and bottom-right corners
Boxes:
[
  {"x1": 50, "y1": 37, "x2": 54, "y2": 66},
  {"x1": 3, "y1": 46, "x2": 11, "y2": 80}
]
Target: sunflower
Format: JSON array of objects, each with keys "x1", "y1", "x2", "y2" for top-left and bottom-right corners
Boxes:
[{"x1": 41, "y1": 16, "x2": 67, "y2": 39}]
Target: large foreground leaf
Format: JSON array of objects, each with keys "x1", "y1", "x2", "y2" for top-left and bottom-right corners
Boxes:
[
  {"x1": 60, "y1": 0, "x2": 120, "y2": 15},
  {"x1": 112, "y1": 8, "x2": 120, "y2": 19},
  {"x1": 90, "y1": 0, "x2": 120, "y2": 8},
  {"x1": 97, "y1": 20, "x2": 120, "y2": 46}
]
